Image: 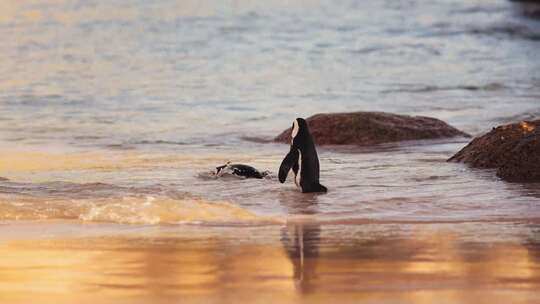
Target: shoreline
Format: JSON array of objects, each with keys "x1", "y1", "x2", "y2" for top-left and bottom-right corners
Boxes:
[{"x1": 1, "y1": 220, "x2": 539, "y2": 304}]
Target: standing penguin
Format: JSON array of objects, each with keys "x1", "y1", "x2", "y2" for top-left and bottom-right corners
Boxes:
[{"x1": 279, "y1": 118, "x2": 327, "y2": 193}]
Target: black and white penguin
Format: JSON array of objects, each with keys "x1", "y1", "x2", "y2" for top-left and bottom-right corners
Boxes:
[
  {"x1": 279, "y1": 118, "x2": 327, "y2": 193},
  {"x1": 215, "y1": 162, "x2": 269, "y2": 179}
]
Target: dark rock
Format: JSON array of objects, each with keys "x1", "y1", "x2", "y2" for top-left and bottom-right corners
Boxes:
[
  {"x1": 448, "y1": 120, "x2": 540, "y2": 182},
  {"x1": 274, "y1": 112, "x2": 469, "y2": 146},
  {"x1": 497, "y1": 127, "x2": 540, "y2": 182}
]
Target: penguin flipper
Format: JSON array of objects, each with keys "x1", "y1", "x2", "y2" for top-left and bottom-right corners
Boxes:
[{"x1": 279, "y1": 149, "x2": 299, "y2": 183}]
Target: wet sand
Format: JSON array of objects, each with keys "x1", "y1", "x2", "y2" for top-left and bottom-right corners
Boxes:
[{"x1": 1, "y1": 221, "x2": 540, "y2": 304}]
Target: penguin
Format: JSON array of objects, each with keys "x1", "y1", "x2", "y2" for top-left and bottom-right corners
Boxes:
[
  {"x1": 279, "y1": 118, "x2": 327, "y2": 193},
  {"x1": 215, "y1": 162, "x2": 269, "y2": 179}
]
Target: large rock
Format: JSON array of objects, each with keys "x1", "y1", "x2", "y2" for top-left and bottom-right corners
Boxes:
[
  {"x1": 448, "y1": 120, "x2": 540, "y2": 182},
  {"x1": 274, "y1": 112, "x2": 469, "y2": 145}
]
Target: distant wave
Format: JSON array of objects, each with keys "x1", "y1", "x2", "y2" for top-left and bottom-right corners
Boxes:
[
  {"x1": 0, "y1": 180, "x2": 130, "y2": 199},
  {"x1": 420, "y1": 23, "x2": 540, "y2": 41},
  {"x1": 5, "y1": 94, "x2": 90, "y2": 107},
  {"x1": 494, "y1": 109, "x2": 540, "y2": 124},
  {"x1": 349, "y1": 43, "x2": 441, "y2": 56},
  {"x1": 133, "y1": 140, "x2": 189, "y2": 146},
  {"x1": 100, "y1": 140, "x2": 190, "y2": 150},
  {"x1": 470, "y1": 24, "x2": 540, "y2": 41},
  {"x1": 382, "y1": 82, "x2": 506, "y2": 94},
  {"x1": 450, "y1": 5, "x2": 507, "y2": 15},
  {"x1": 240, "y1": 136, "x2": 274, "y2": 143}
]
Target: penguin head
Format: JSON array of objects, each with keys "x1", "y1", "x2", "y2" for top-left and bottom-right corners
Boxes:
[
  {"x1": 291, "y1": 118, "x2": 309, "y2": 145},
  {"x1": 215, "y1": 161, "x2": 231, "y2": 176}
]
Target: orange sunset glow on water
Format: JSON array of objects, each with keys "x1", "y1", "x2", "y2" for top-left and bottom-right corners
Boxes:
[
  {"x1": 1, "y1": 223, "x2": 540, "y2": 304},
  {"x1": 1, "y1": 0, "x2": 540, "y2": 303}
]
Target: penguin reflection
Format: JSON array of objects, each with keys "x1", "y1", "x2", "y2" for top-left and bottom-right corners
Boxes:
[{"x1": 280, "y1": 192, "x2": 321, "y2": 293}]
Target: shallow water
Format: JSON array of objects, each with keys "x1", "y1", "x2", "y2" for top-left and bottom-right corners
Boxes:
[
  {"x1": 1, "y1": 0, "x2": 540, "y2": 302},
  {"x1": 1, "y1": 221, "x2": 540, "y2": 304}
]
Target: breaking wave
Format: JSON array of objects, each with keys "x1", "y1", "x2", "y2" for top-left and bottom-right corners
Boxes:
[
  {"x1": 0, "y1": 194, "x2": 276, "y2": 225},
  {"x1": 0, "y1": 180, "x2": 276, "y2": 225}
]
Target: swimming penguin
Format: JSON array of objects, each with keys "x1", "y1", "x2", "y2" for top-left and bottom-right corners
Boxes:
[
  {"x1": 215, "y1": 162, "x2": 269, "y2": 179},
  {"x1": 278, "y1": 118, "x2": 327, "y2": 193}
]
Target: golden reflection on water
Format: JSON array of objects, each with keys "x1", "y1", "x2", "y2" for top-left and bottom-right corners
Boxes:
[
  {"x1": 0, "y1": 1, "x2": 20, "y2": 23},
  {"x1": 0, "y1": 147, "x2": 262, "y2": 175},
  {"x1": 0, "y1": 224, "x2": 539, "y2": 304}
]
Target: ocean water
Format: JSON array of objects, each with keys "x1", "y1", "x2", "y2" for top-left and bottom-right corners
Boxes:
[
  {"x1": 1, "y1": 0, "x2": 540, "y2": 302},
  {"x1": 1, "y1": 0, "x2": 539, "y2": 225}
]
